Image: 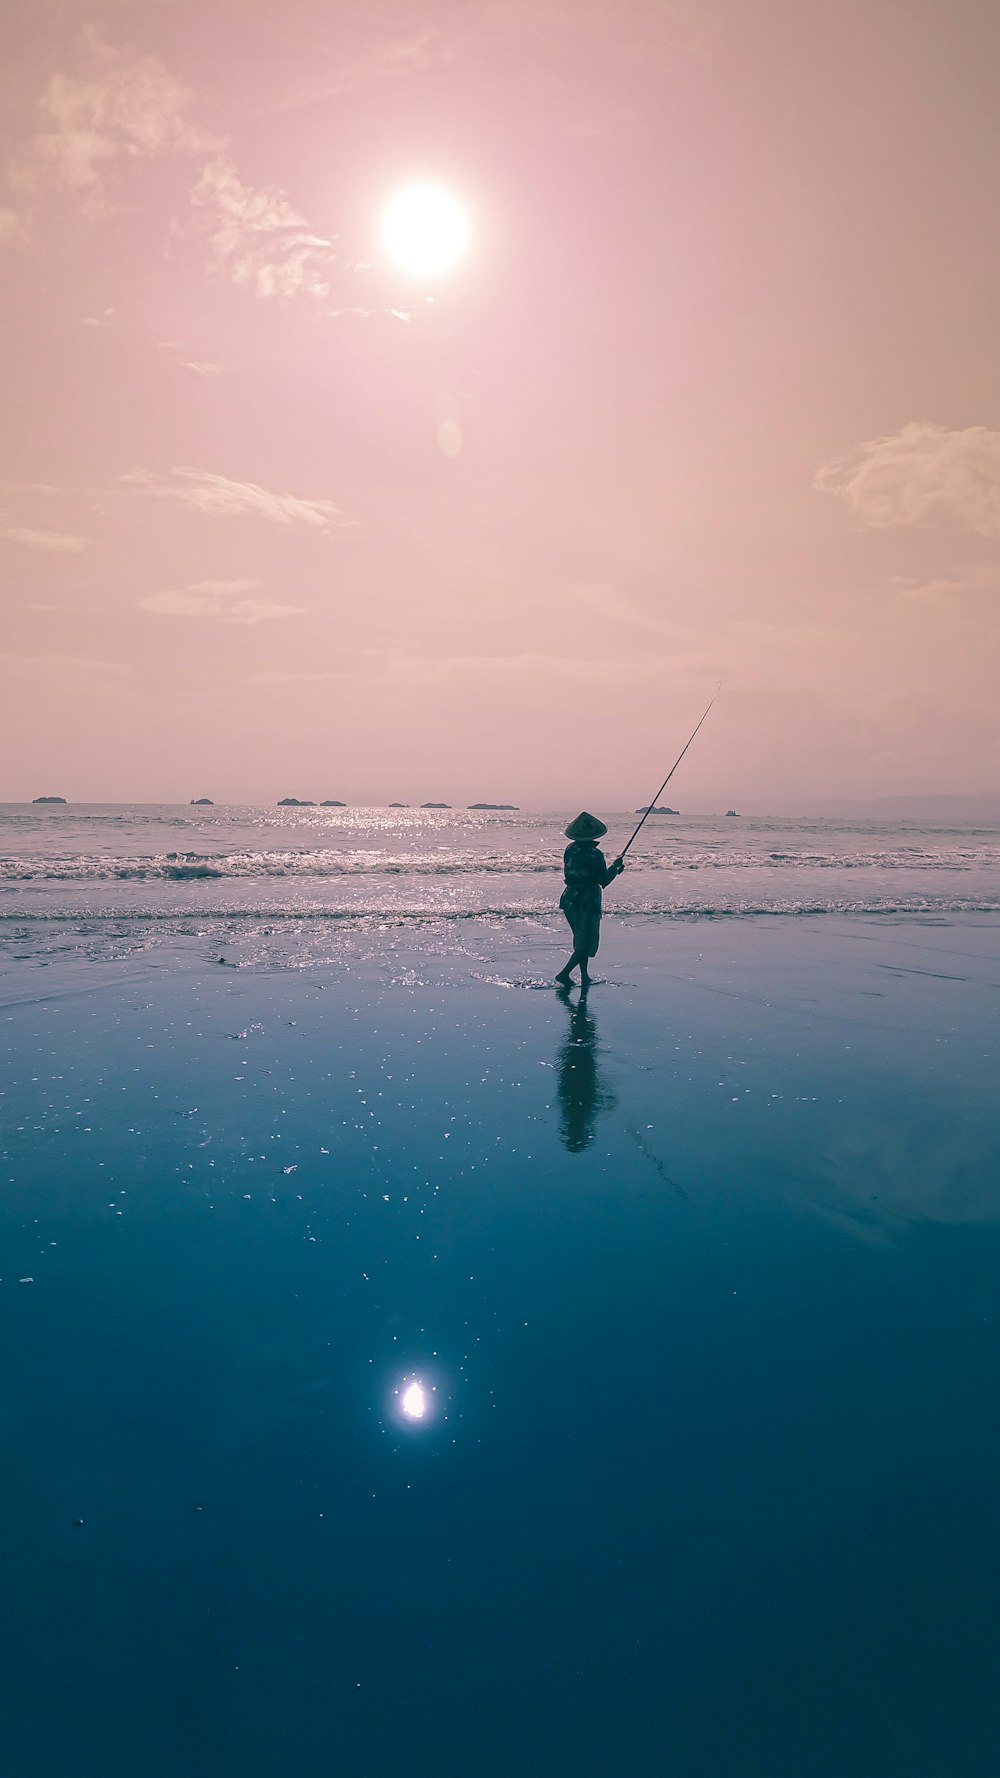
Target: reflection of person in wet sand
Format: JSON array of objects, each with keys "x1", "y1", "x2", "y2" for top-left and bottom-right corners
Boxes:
[
  {"x1": 556, "y1": 812, "x2": 624, "y2": 989},
  {"x1": 555, "y1": 985, "x2": 616, "y2": 1153}
]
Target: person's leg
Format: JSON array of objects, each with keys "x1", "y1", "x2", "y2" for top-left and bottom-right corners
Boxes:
[
  {"x1": 556, "y1": 947, "x2": 583, "y2": 984},
  {"x1": 557, "y1": 910, "x2": 586, "y2": 983},
  {"x1": 579, "y1": 914, "x2": 600, "y2": 986}
]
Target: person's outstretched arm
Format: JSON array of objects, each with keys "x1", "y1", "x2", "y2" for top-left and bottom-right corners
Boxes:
[{"x1": 599, "y1": 852, "x2": 624, "y2": 887}]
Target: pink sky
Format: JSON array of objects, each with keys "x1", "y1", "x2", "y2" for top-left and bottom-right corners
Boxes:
[{"x1": 2, "y1": 0, "x2": 998, "y2": 806}]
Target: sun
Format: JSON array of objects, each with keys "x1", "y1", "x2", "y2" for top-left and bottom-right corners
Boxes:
[{"x1": 382, "y1": 183, "x2": 469, "y2": 279}]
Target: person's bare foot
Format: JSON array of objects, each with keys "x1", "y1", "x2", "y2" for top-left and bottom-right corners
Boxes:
[{"x1": 555, "y1": 967, "x2": 573, "y2": 985}]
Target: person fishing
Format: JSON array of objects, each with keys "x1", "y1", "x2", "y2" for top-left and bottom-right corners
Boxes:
[
  {"x1": 556, "y1": 813, "x2": 624, "y2": 988},
  {"x1": 554, "y1": 689, "x2": 721, "y2": 990}
]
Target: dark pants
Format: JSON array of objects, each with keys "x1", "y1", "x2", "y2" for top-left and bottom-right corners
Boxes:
[{"x1": 563, "y1": 902, "x2": 601, "y2": 958}]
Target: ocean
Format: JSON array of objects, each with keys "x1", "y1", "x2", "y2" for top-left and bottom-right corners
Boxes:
[
  {"x1": 3, "y1": 803, "x2": 1000, "y2": 1776},
  {"x1": 3, "y1": 803, "x2": 999, "y2": 961}
]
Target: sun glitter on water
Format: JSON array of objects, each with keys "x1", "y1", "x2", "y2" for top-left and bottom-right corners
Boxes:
[{"x1": 382, "y1": 184, "x2": 469, "y2": 278}]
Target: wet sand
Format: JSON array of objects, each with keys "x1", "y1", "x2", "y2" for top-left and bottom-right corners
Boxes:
[{"x1": 2, "y1": 914, "x2": 999, "y2": 1777}]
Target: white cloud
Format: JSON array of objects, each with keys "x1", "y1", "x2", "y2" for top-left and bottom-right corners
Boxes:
[
  {"x1": 816, "y1": 422, "x2": 1000, "y2": 538},
  {"x1": 138, "y1": 579, "x2": 305, "y2": 625},
  {"x1": 192, "y1": 156, "x2": 338, "y2": 301},
  {"x1": 0, "y1": 521, "x2": 88, "y2": 552},
  {"x1": 12, "y1": 28, "x2": 219, "y2": 214},
  {"x1": 122, "y1": 467, "x2": 351, "y2": 532}
]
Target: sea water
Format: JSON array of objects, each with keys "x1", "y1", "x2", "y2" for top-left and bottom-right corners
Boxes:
[
  {"x1": 3, "y1": 803, "x2": 999, "y2": 963},
  {"x1": 2, "y1": 806, "x2": 999, "y2": 1777}
]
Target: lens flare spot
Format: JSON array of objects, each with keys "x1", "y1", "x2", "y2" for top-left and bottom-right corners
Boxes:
[{"x1": 437, "y1": 417, "x2": 463, "y2": 458}]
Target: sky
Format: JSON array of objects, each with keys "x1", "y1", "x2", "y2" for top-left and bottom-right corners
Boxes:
[{"x1": 2, "y1": 0, "x2": 999, "y2": 807}]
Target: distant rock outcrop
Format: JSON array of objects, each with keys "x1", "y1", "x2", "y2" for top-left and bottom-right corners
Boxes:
[
  {"x1": 320, "y1": 800, "x2": 346, "y2": 807},
  {"x1": 635, "y1": 805, "x2": 679, "y2": 815},
  {"x1": 277, "y1": 797, "x2": 315, "y2": 806},
  {"x1": 468, "y1": 802, "x2": 519, "y2": 810},
  {"x1": 388, "y1": 802, "x2": 408, "y2": 808},
  {"x1": 725, "y1": 809, "x2": 740, "y2": 817},
  {"x1": 32, "y1": 795, "x2": 67, "y2": 804},
  {"x1": 421, "y1": 801, "x2": 451, "y2": 808},
  {"x1": 190, "y1": 798, "x2": 214, "y2": 805}
]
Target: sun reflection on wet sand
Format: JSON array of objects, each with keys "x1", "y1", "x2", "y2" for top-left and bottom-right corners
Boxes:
[{"x1": 401, "y1": 1380, "x2": 428, "y2": 1420}]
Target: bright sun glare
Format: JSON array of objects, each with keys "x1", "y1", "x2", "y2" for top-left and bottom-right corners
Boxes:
[{"x1": 382, "y1": 184, "x2": 469, "y2": 278}]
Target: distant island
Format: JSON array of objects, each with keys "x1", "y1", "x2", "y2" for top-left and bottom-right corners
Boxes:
[
  {"x1": 320, "y1": 800, "x2": 346, "y2": 807},
  {"x1": 421, "y1": 801, "x2": 451, "y2": 808},
  {"x1": 32, "y1": 795, "x2": 67, "y2": 804},
  {"x1": 725, "y1": 809, "x2": 740, "y2": 817},
  {"x1": 190, "y1": 798, "x2": 214, "y2": 805},
  {"x1": 635, "y1": 805, "x2": 679, "y2": 815},
  {"x1": 388, "y1": 802, "x2": 408, "y2": 808},
  {"x1": 468, "y1": 802, "x2": 519, "y2": 810},
  {"x1": 278, "y1": 797, "x2": 315, "y2": 807}
]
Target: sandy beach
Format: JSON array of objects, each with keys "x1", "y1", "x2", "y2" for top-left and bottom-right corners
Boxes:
[{"x1": 3, "y1": 906, "x2": 999, "y2": 1776}]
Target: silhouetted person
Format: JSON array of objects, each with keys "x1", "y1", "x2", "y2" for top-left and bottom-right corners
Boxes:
[
  {"x1": 555, "y1": 985, "x2": 614, "y2": 1151},
  {"x1": 556, "y1": 812, "x2": 624, "y2": 987}
]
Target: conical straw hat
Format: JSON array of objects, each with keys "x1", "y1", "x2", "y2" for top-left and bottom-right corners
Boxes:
[{"x1": 564, "y1": 811, "x2": 607, "y2": 839}]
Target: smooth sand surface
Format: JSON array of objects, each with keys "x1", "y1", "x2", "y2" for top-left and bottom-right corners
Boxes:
[{"x1": 2, "y1": 914, "x2": 999, "y2": 1777}]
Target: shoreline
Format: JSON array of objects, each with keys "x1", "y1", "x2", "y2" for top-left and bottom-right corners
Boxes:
[{"x1": 2, "y1": 902, "x2": 1000, "y2": 981}]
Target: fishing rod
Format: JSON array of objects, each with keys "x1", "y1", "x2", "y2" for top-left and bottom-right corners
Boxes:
[{"x1": 619, "y1": 686, "x2": 721, "y2": 860}]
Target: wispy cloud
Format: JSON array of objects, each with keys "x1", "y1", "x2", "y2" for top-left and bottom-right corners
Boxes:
[
  {"x1": 11, "y1": 28, "x2": 219, "y2": 216},
  {"x1": 247, "y1": 669, "x2": 349, "y2": 686},
  {"x1": 246, "y1": 651, "x2": 669, "y2": 689},
  {"x1": 567, "y1": 580, "x2": 680, "y2": 636},
  {"x1": 192, "y1": 157, "x2": 338, "y2": 301},
  {"x1": 122, "y1": 467, "x2": 352, "y2": 533},
  {"x1": 0, "y1": 206, "x2": 28, "y2": 246},
  {"x1": 0, "y1": 520, "x2": 88, "y2": 552},
  {"x1": 482, "y1": 0, "x2": 719, "y2": 53},
  {"x1": 154, "y1": 339, "x2": 225, "y2": 375},
  {"x1": 400, "y1": 651, "x2": 671, "y2": 685},
  {"x1": 816, "y1": 422, "x2": 1000, "y2": 538},
  {"x1": 138, "y1": 579, "x2": 305, "y2": 625},
  {"x1": 253, "y1": 0, "x2": 715, "y2": 115},
  {"x1": 0, "y1": 652, "x2": 129, "y2": 675},
  {"x1": 890, "y1": 565, "x2": 1000, "y2": 608}
]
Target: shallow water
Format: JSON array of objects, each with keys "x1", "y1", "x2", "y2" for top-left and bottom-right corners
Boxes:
[
  {"x1": 2, "y1": 916, "x2": 999, "y2": 1776},
  {"x1": 4, "y1": 806, "x2": 1000, "y2": 952}
]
